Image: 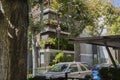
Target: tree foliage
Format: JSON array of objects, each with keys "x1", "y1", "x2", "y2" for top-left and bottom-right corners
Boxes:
[
  {"x1": 50, "y1": 0, "x2": 60, "y2": 11},
  {"x1": 29, "y1": 0, "x2": 39, "y2": 6},
  {"x1": 109, "y1": 13, "x2": 120, "y2": 35},
  {"x1": 106, "y1": 6, "x2": 120, "y2": 35},
  {"x1": 52, "y1": 51, "x2": 74, "y2": 64},
  {"x1": 56, "y1": 0, "x2": 94, "y2": 37},
  {"x1": 85, "y1": 0, "x2": 120, "y2": 36},
  {"x1": 40, "y1": 38, "x2": 56, "y2": 49}
]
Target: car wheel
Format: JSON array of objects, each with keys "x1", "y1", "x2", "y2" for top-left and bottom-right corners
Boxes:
[{"x1": 85, "y1": 74, "x2": 92, "y2": 80}]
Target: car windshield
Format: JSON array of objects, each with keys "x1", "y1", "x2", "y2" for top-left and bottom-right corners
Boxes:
[{"x1": 48, "y1": 63, "x2": 68, "y2": 72}]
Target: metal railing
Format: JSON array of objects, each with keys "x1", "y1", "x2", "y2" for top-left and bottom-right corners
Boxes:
[{"x1": 27, "y1": 68, "x2": 93, "y2": 80}]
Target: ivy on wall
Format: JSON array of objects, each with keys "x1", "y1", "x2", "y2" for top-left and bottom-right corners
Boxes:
[{"x1": 39, "y1": 37, "x2": 74, "y2": 50}]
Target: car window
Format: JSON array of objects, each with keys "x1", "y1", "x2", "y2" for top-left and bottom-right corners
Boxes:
[
  {"x1": 61, "y1": 64, "x2": 68, "y2": 72},
  {"x1": 80, "y1": 65, "x2": 87, "y2": 71},
  {"x1": 83, "y1": 64, "x2": 91, "y2": 70},
  {"x1": 48, "y1": 64, "x2": 68, "y2": 72},
  {"x1": 69, "y1": 64, "x2": 78, "y2": 72}
]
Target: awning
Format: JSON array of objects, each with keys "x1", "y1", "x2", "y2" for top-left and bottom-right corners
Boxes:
[
  {"x1": 68, "y1": 35, "x2": 120, "y2": 49},
  {"x1": 68, "y1": 35, "x2": 120, "y2": 68}
]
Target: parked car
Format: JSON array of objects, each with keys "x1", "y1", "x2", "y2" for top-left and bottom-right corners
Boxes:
[
  {"x1": 92, "y1": 63, "x2": 112, "y2": 80},
  {"x1": 109, "y1": 64, "x2": 120, "y2": 68},
  {"x1": 35, "y1": 62, "x2": 92, "y2": 80},
  {"x1": 92, "y1": 63, "x2": 112, "y2": 70}
]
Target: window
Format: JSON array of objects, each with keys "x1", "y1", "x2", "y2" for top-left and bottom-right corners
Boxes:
[
  {"x1": 69, "y1": 64, "x2": 78, "y2": 72},
  {"x1": 61, "y1": 64, "x2": 68, "y2": 72},
  {"x1": 80, "y1": 65, "x2": 87, "y2": 71},
  {"x1": 79, "y1": 64, "x2": 89, "y2": 71},
  {"x1": 83, "y1": 64, "x2": 91, "y2": 70},
  {"x1": 43, "y1": 14, "x2": 49, "y2": 20},
  {"x1": 49, "y1": 64, "x2": 68, "y2": 72}
]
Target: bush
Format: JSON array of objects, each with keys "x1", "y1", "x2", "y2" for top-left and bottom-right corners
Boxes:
[
  {"x1": 99, "y1": 67, "x2": 120, "y2": 80},
  {"x1": 28, "y1": 76, "x2": 46, "y2": 80},
  {"x1": 27, "y1": 73, "x2": 33, "y2": 79}
]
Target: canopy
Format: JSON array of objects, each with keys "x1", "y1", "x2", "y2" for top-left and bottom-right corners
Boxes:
[
  {"x1": 68, "y1": 35, "x2": 120, "y2": 49},
  {"x1": 68, "y1": 35, "x2": 120, "y2": 68}
]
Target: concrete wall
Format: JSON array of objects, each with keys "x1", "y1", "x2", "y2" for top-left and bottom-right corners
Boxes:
[{"x1": 80, "y1": 43, "x2": 93, "y2": 65}]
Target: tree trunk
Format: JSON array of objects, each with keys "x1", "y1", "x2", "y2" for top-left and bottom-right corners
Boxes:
[
  {"x1": 0, "y1": 8, "x2": 9, "y2": 80},
  {"x1": 0, "y1": 0, "x2": 28, "y2": 80}
]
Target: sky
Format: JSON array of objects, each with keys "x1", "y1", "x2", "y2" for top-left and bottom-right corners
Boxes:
[{"x1": 113, "y1": 0, "x2": 120, "y2": 7}]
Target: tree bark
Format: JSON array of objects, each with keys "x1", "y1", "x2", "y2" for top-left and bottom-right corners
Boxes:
[
  {"x1": 0, "y1": 0, "x2": 28, "y2": 80},
  {"x1": 0, "y1": 9, "x2": 9, "y2": 80}
]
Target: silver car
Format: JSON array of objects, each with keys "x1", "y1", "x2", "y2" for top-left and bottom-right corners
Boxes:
[{"x1": 35, "y1": 62, "x2": 92, "y2": 80}]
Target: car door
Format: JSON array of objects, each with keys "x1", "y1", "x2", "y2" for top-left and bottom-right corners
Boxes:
[
  {"x1": 67, "y1": 63, "x2": 80, "y2": 78},
  {"x1": 78, "y1": 63, "x2": 91, "y2": 78}
]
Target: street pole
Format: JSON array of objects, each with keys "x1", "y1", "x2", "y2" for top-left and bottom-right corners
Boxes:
[
  {"x1": 39, "y1": 0, "x2": 43, "y2": 29},
  {"x1": 56, "y1": 25, "x2": 61, "y2": 50},
  {"x1": 32, "y1": 31, "x2": 37, "y2": 77}
]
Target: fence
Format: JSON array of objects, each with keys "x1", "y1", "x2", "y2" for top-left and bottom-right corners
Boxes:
[
  {"x1": 28, "y1": 72, "x2": 92, "y2": 80},
  {"x1": 28, "y1": 67, "x2": 92, "y2": 80}
]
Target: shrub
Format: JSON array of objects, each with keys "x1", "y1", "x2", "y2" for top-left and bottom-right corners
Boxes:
[{"x1": 99, "y1": 67, "x2": 120, "y2": 80}]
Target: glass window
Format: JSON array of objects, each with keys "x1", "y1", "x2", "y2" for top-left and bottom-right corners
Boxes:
[
  {"x1": 83, "y1": 64, "x2": 90, "y2": 70},
  {"x1": 79, "y1": 64, "x2": 87, "y2": 71},
  {"x1": 80, "y1": 65, "x2": 87, "y2": 71},
  {"x1": 40, "y1": 54, "x2": 44, "y2": 64},
  {"x1": 43, "y1": 14, "x2": 49, "y2": 20},
  {"x1": 69, "y1": 64, "x2": 78, "y2": 72},
  {"x1": 49, "y1": 13, "x2": 57, "y2": 20},
  {"x1": 48, "y1": 64, "x2": 68, "y2": 72}
]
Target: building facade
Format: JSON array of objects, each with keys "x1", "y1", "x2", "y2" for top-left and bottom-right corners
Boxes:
[{"x1": 32, "y1": 0, "x2": 74, "y2": 68}]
